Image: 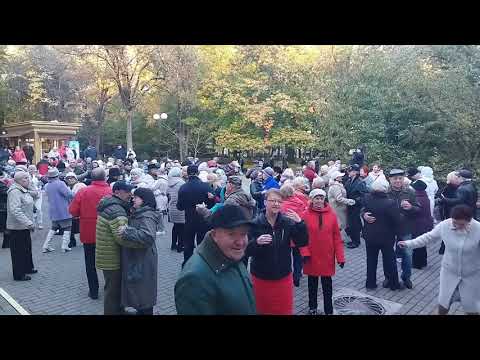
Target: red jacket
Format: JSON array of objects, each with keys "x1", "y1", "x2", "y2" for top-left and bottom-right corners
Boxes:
[
  {"x1": 301, "y1": 204, "x2": 345, "y2": 277},
  {"x1": 69, "y1": 181, "x2": 112, "y2": 244},
  {"x1": 37, "y1": 161, "x2": 49, "y2": 176},
  {"x1": 303, "y1": 167, "x2": 317, "y2": 183},
  {"x1": 281, "y1": 194, "x2": 308, "y2": 215},
  {"x1": 12, "y1": 150, "x2": 26, "y2": 163},
  {"x1": 281, "y1": 192, "x2": 309, "y2": 248}
]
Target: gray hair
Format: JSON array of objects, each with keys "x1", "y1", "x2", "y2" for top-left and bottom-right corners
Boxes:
[
  {"x1": 371, "y1": 178, "x2": 390, "y2": 193},
  {"x1": 280, "y1": 183, "x2": 295, "y2": 198},
  {"x1": 446, "y1": 171, "x2": 458, "y2": 184},
  {"x1": 292, "y1": 176, "x2": 307, "y2": 191},
  {"x1": 312, "y1": 177, "x2": 326, "y2": 189},
  {"x1": 307, "y1": 161, "x2": 316, "y2": 169},
  {"x1": 91, "y1": 167, "x2": 106, "y2": 181}
]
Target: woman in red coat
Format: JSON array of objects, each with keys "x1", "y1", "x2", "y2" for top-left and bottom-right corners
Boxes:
[
  {"x1": 301, "y1": 188, "x2": 345, "y2": 315},
  {"x1": 12, "y1": 146, "x2": 27, "y2": 164}
]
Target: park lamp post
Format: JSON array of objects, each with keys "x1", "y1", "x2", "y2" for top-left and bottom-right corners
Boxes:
[
  {"x1": 153, "y1": 113, "x2": 168, "y2": 121},
  {"x1": 153, "y1": 113, "x2": 168, "y2": 158}
]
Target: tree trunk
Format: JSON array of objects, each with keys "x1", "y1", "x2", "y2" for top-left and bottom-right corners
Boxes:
[{"x1": 126, "y1": 108, "x2": 133, "y2": 151}]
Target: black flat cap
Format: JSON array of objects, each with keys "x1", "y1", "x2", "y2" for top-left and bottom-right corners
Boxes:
[
  {"x1": 108, "y1": 167, "x2": 121, "y2": 177},
  {"x1": 112, "y1": 180, "x2": 135, "y2": 192},
  {"x1": 187, "y1": 165, "x2": 199, "y2": 176},
  {"x1": 407, "y1": 167, "x2": 420, "y2": 177},
  {"x1": 349, "y1": 164, "x2": 360, "y2": 172},
  {"x1": 411, "y1": 179, "x2": 427, "y2": 191},
  {"x1": 209, "y1": 205, "x2": 253, "y2": 229},
  {"x1": 147, "y1": 163, "x2": 160, "y2": 170},
  {"x1": 457, "y1": 169, "x2": 473, "y2": 179}
]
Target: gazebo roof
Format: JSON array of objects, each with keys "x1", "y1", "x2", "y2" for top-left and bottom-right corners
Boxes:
[{"x1": 2, "y1": 120, "x2": 82, "y2": 138}]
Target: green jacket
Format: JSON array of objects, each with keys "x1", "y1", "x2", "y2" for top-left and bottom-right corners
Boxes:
[
  {"x1": 174, "y1": 231, "x2": 256, "y2": 315},
  {"x1": 95, "y1": 195, "x2": 144, "y2": 271}
]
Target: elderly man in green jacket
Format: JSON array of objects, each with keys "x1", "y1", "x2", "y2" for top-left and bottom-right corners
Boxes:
[
  {"x1": 175, "y1": 204, "x2": 256, "y2": 315},
  {"x1": 96, "y1": 181, "x2": 144, "y2": 315}
]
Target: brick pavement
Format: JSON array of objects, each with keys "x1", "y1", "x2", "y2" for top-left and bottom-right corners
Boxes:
[{"x1": 0, "y1": 187, "x2": 464, "y2": 315}]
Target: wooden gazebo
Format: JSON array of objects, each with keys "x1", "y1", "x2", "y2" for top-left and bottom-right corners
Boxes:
[{"x1": 1, "y1": 121, "x2": 82, "y2": 164}]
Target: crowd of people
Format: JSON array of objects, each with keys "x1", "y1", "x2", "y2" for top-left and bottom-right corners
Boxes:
[{"x1": 0, "y1": 142, "x2": 479, "y2": 316}]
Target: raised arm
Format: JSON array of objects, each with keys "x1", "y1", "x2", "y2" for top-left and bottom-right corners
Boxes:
[{"x1": 401, "y1": 221, "x2": 443, "y2": 249}]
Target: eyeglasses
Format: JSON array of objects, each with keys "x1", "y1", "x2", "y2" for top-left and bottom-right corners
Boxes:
[{"x1": 266, "y1": 199, "x2": 283, "y2": 205}]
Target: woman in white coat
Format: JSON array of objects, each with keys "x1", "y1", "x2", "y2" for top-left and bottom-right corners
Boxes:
[
  {"x1": 398, "y1": 204, "x2": 480, "y2": 315},
  {"x1": 419, "y1": 166, "x2": 439, "y2": 216},
  {"x1": 328, "y1": 170, "x2": 355, "y2": 242}
]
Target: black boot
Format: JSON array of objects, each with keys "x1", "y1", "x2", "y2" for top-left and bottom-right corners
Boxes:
[
  {"x1": 69, "y1": 233, "x2": 76, "y2": 248},
  {"x1": 2, "y1": 232, "x2": 10, "y2": 248}
]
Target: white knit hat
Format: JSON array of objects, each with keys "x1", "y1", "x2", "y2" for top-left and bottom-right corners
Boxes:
[
  {"x1": 309, "y1": 188, "x2": 327, "y2": 199},
  {"x1": 330, "y1": 170, "x2": 345, "y2": 180},
  {"x1": 65, "y1": 172, "x2": 78, "y2": 180}
]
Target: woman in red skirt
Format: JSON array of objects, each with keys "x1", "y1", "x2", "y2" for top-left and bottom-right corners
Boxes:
[{"x1": 247, "y1": 188, "x2": 308, "y2": 315}]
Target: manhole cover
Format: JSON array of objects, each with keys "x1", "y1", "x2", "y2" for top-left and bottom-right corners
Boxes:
[{"x1": 333, "y1": 295, "x2": 386, "y2": 315}]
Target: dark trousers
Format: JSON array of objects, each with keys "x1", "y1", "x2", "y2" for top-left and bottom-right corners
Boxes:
[
  {"x1": 308, "y1": 276, "x2": 333, "y2": 315},
  {"x1": 137, "y1": 307, "x2": 153, "y2": 315},
  {"x1": 69, "y1": 218, "x2": 80, "y2": 247},
  {"x1": 412, "y1": 247, "x2": 427, "y2": 269},
  {"x1": 346, "y1": 207, "x2": 362, "y2": 245},
  {"x1": 2, "y1": 231, "x2": 10, "y2": 248},
  {"x1": 83, "y1": 244, "x2": 99, "y2": 296},
  {"x1": 365, "y1": 242, "x2": 399, "y2": 289},
  {"x1": 9, "y1": 230, "x2": 34, "y2": 280},
  {"x1": 182, "y1": 219, "x2": 207, "y2": 267},
  {"x1": 292, "y1": 247, "x2": 303, "y2": 283},
  {"x1": 171, "y1": 223, "x2": 184, "y2": 250},
  {"x1": 103, "y1": 269, "x2": 122, "y2": 315}
]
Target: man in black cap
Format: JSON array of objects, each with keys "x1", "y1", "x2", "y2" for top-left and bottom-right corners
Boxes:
[
  {"x1": 174, "y1": 205, "x2": 256, "y2": 315},
  {"x1": 96, "y1": 180, "x2": 142, "y2": 315},
  {"x1": 145, "y1": 162, "x2": 159, "y2": 184},
  {"x1": 107, "y1": 167, "x2": 121, "y2": 186},
  {"x1": 364, "y1": 168, "x2": 420, "y2": 289},
  {"x1": 438, "y1": 169, "x2": 478, "y2": 220},
  {"x1": 177, "y1": 165, "x2": 215, "y2": 267},
  {"x1": 345, "y1": 164, "x2": 368, "y2": 248}
]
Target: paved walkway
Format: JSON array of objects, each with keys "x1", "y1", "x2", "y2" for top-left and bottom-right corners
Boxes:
[{"x1": 0, "y1": 188, "x2": 464, "y2": 315}]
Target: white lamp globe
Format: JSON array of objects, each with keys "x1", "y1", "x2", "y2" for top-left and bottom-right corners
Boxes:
[
  {"x1": 153, "y1": 113, "x2": 161, "y2": 120},
  {"x1": 160, "y1": 113, "x2": 168, "y2": 120}
]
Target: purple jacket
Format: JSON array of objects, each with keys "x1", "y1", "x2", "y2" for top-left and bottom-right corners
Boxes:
[
  {"x1": 413, "y1": 190, "x2": 433, "y2": 237},
  {"x1": 45, "y1": 178, "x2": 73, "y2": 221}
]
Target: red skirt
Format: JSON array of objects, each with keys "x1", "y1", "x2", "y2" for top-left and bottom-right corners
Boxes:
[{"x1": 252, "y1": 273, "x2": 293, "y2": 315}]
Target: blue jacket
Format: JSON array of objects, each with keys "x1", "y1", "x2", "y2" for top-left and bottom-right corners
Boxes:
[
  {"x1": 263, "y1": 176, "x2": 280, "y2": 191},
  {"x1": 83, "y1": 146, "x2": 97, "y2": 160},
  {"x1": 45, "y1": 178, "x2": 73, "y2": 221}
]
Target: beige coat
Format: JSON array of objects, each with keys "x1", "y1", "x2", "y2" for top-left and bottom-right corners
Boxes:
[
  {"x1": 6, "y1": 182, "x2": 35, "y2": 230},
  {"x1": 404, "y1": 218, "x2": 480, "y2": 313},
  {"x1": 328, "y1": 181, "x2": 354, "y2": 229}
]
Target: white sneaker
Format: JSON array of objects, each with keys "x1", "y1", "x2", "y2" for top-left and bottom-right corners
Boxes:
[
  {"x1": 38, "y1": 225, "x2": 44, "y2": 230},
  {"x1": 42, "y1": 247, "x2": 55, "y2": 253},
  {"x1": 62, "y1": 247, "x2": 72, "y2": 253}
]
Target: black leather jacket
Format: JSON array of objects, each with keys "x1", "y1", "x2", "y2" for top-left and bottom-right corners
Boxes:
[
  {"x1": 345, "y1": 175, "x2": 368, "y2": 208},
  {"x1": 441, "y1": 180, "x2": 477, "y2": 218},
  {"x1": 247, "y1": 211, "x2": 308, "y2": 280}
]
